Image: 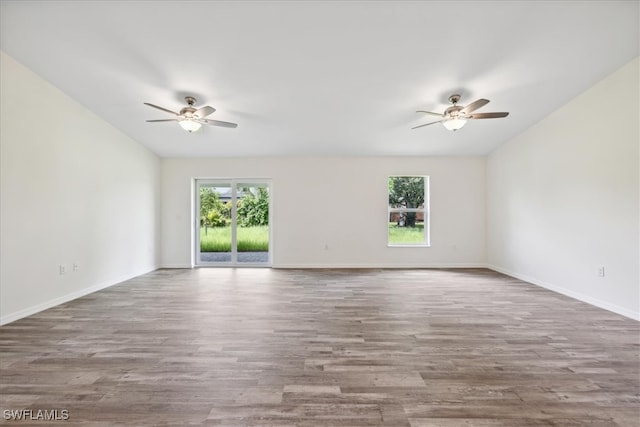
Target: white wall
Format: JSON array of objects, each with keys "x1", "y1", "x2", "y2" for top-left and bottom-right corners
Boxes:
[
  {"x1": 162, "y1": 157, "x2": 486, "y2": 268},
  {"x1": 0, "y1": 52, "x2": 161, "y2": 324},
  {"x1": 487, "y1": 57, "x2": 639, "y2": 320}
]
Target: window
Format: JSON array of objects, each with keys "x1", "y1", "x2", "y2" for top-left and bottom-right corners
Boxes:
[
  {"x1": 388, "y1": 176, "x2": 429, "y2": 246},
  {"x1": 195, "y1": 179, "x2": 271, "y2": 266}
]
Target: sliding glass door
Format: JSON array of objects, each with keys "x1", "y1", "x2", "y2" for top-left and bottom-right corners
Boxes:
[{"x1": 195, "y1": 179, "x2": 271, "y2": 266}]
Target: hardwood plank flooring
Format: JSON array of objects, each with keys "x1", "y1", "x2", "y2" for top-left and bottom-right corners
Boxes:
[{"x1": 0, "y1": 268, "x2": 638, "y2": 426}]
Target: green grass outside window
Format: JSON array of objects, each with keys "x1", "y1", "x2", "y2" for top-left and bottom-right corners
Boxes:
[{"x1": 200, "y1": 226, "x2": 269, "y2": 252}]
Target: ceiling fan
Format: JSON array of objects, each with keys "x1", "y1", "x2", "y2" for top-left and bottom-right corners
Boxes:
[
  {"x1": 144, "y1": 96, "x2": 238, "y2": 133},
  {"x1": 412, "y1": 94, "x2": 509, "y2": 131}
]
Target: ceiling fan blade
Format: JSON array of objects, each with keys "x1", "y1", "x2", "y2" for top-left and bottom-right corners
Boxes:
[
  {"x1": 195, "y1": 105, "x2": 216, "y2": 118},
  {"x1": 146, "y1": 119, "x2": 179, "y2": 122},
  {"x1": 461, "y1": 99, "x2": 489, "y2": 114},
  {"x1": 469, "y1": 112, "x2": 509, "y2": 119},
  {"x1": 199, "y1": 118, "x2": 238, "y2": 128},
  {"x1": 144, "y1": 103, "x2": 179, "y2": 116},
  {"x1": 411, "y1": 120, "x2": 443, "y2": 130},
  {"x1": 416, "y1": 110, "x2": 444, "y2": 117}
]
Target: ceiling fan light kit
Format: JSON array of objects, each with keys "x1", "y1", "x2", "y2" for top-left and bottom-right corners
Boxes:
[
  {"x1": 442, "y1": 117, "x2": 467, "y2": 131},
  {"x1": 179, "y1": 118, "x2": 202, "y2": 133},
  {"x1": 413, "y1": 94, "x2": 509, "y2": 132},
  {"x1": 144, "y1": 96, "x2": 238, "y2": 133}
]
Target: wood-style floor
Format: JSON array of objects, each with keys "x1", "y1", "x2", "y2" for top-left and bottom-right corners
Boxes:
[{"x1": 1, "y1": 268, "x2": 638, "y2": 426}]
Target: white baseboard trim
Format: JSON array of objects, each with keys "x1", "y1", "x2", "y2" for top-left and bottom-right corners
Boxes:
[
  {"x1": 160, "y1": 263, "x2": 193, "y2": 269},
  {"x1": 0, "y1": 266, "x2": 159, "y2": 326},
  {"x1": 273, "y1": 263, "x2": 488, "y2": 269},
  {"x1": 487, "y1": 264, "x2": 639, "y2": 321}
]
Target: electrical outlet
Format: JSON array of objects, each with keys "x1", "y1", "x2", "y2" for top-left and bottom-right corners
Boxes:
[
  {"x1": 596, "y1": 265, "x2": 605, "y2": 277},
  {"x1": 73, "y1": 262, "x2": 79, "y2": 271},
  {"x1": 59, "y1": 265, "x2": 66, "y2": 275}
]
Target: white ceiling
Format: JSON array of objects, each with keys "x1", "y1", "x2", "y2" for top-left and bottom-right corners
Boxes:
[{"x1": 1, "y1": 1, "x2": 638, "y2": 158}]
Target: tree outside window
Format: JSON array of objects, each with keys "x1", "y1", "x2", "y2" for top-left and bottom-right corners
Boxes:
[{"x1": 388, "y1": 176, "x2": 429, "y2": 246}]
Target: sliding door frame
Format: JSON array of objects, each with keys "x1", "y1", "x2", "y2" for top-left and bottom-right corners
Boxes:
[{"x1": 193, "y1": 178, "x2": 273, "y2": 267}]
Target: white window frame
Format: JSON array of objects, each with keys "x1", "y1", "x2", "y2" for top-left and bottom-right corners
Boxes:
[{"x1": 387, "y1": 175, "x2": 430, "y2": 247}]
